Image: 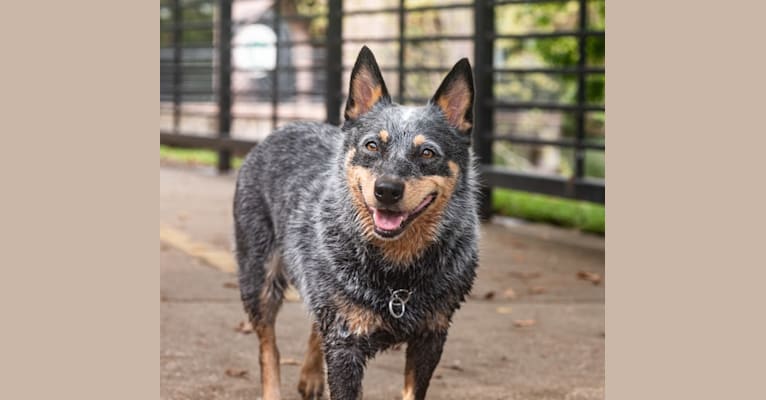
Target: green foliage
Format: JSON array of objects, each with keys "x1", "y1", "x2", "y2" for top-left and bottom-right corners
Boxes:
[
  {"x1": 160, "y1": 145, "x2": 244, "y2": 169},
  {"x1": 585, "y1": 149, "x2": 604, "y2": 179},
  {"x1": 496, "y1": 0, "x2": 605, "y2": 105},
  {"x1": 404, "y1": 0, "x2": 449, "y2": 97},
  {"x1": 494, "y1": 1, "x2": 605, "y2": 178},
  {"x1": 558, "y1": 144, "x2": 604, "y2": 179},
  {"x1": 293, "y1": 0, "x2": 328, "y2": 39},
  {"x1": 493, "y1": 188, "x2": 604, "y2": 234},
  {"x1": 160, "y1": 1, "x2": 215, "y2": 47}
]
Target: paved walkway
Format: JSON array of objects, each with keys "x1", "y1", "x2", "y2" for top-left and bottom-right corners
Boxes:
[{"x1": 160, "y1": 163, "x2": 605, "y2": 400}]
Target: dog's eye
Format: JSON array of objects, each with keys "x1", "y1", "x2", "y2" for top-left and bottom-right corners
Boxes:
[
  {"x1": 365, "y1": 141, "x2": 378, "y2": 152},
  {"x1": 421, "y1": 148, "x2": 435, "y2": 159}
]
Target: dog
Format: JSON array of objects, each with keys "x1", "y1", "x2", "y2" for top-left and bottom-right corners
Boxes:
[{"x1": 233, "y1": 46, "x2": 479, "y2": 400}]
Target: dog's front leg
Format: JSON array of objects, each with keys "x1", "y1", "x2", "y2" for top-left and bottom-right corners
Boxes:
[
  {"x1": 402, "y1": 331, "x2": 447, "y2": 400},
  {"x1": 324, "y1": 339, "x2": 367, "y2": 400}
]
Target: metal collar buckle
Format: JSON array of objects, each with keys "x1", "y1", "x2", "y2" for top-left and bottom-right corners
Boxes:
[{"x1": 388, "y1": 289, "x2": 412, "y2": 319}]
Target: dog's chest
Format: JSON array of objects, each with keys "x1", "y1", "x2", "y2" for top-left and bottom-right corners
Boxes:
[{"x1": 331, "y1": 286, "x2": 452, "y2": 342}]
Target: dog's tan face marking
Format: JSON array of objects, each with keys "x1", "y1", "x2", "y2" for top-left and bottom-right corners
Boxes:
[
  {"x1": 346, "y1": 149, "x2": 460, "y2": 265},
  {"x1": 379, "y1": 129, "x2": 389, "y2": 143},
  {"x1": 373, "y1": 161, "x2": 459, "y2": 265},
  {"x1": 412, "y1": 134, "x2": 426, "y2": 146},
  {"x1": 346, "y1": 149, "x2": 379, "y2": 239}
]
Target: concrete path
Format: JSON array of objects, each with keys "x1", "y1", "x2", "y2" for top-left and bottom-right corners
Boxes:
[{"x1": 160, "y1": 163, "x2": 605, "y2": 400}]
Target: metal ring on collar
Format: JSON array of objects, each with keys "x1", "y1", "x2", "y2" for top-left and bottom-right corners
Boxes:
[{"x1": 389, "y1": 298, "x2": 406, "y2": 318}]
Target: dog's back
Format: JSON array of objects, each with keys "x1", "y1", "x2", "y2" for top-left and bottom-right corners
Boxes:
[{"x1": 235, "y1": 121, "x2": 341, "y2": 241}]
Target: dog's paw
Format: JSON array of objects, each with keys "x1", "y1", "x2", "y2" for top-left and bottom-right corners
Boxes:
[{"x1": 297, "y1": 369, "x2": 325, "y2": 400}]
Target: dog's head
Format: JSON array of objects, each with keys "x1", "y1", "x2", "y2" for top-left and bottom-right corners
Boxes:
[{"x1": 341, "y1": 46, "x2": 475, "y2": 263}]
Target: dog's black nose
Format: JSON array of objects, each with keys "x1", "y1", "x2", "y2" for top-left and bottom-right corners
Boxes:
[{"x1": 374, "y1": 178, "x2": 404, "y2": 205}]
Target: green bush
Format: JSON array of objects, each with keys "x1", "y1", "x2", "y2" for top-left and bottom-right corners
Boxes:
[
  {"x1": 160, "y1": 145, "x2": 244, "y2": 169},
  {"x1": 492, "y1": 188, "x2": 604, "y2": 234}
]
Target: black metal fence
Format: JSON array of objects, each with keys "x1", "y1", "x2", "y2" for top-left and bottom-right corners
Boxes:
[{"x1": 160, "y1": 0, "x2": 605, "y2": 215}]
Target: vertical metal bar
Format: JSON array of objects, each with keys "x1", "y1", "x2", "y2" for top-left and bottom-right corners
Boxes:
[
  {"x1": 473, "y1": 0, "x2": 495, "y2": 220},
  {"x1": 397, "y1": 0, "x2": 405, "y2": 103},
  {"x1": 271, "y1": 0, "x2": 282, "y2": 131},
  {"x1": 217, "y1": 0, "x2": 233, "y2": 172},
  {"x1": 172, "y1": 0, "x2": 182, "y2": 133},
  {"x1": 325, "y1": 0, "x2": 343, "y2": 126},
  {"x1": 574, "y1": 0, "x2": 588, "y2": 181}
]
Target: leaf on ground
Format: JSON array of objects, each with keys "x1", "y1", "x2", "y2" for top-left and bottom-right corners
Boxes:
[
  {"x1": 502, "y1": 288, "x2": 517, "y2": 299},
  {"x1": 225, "y1": 368, "x2": 248, "y2": 378},
  {"x1": 577, "y1": 270, "x2": 602, "y2": 285},
  {"x1": 280, "y1": 358, "x2": 301, "y2": 366},
  {"x1": 235, "y1": 320, "x2": 254, "y2": 334},
  {"x1": 495, "y1": 306, "x2": 513, "y2": 315},
  {"x1": 443, "y1": 362, "x2": 464, "y2": 372},
  {"x1": 222, "y1": 282, "x2": 238, "y2": 289},
  {"x1": 510, "y1": 240, "x2": 527, "y2": 249},
  {"x1": 528, "y1": 286, "x2": 546, "y2": 295},
  {"x1": 509, "y1": 271, "x2": 541, "y2": 280},
  {"x1": 483, "y1": 291, "x2": 496, "y2": 300},
  {"x1": 513, "y1": 319, "x2": 536, "y2": 328}
]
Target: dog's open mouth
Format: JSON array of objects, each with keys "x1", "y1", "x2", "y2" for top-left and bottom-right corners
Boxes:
[{"x1": 369, "y1": 193, "x2": 436, "y2": 239}]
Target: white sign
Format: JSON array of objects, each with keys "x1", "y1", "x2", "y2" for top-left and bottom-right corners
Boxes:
[{"x1": 232, "y1": 24, "x2": 277, "y2": 77}]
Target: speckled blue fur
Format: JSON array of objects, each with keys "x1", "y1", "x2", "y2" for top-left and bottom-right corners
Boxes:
[{"x1": 234, "y1": 46, "x2": 479, "y2": 400}]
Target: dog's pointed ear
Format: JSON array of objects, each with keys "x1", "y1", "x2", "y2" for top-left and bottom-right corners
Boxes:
[
  {"x1": 345, "y1": 46, "x2": 391, "y2": 121},
  {"x1": 431, "y1": 58, "x2": 474, "y2": 135}
]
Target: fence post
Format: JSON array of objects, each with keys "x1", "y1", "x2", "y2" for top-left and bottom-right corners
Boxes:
[
  {"x1": 172, "y1": 0, "x2": 182, "y2": 133},
  {"x1": 574, "y1": 0, "x2": 588, "y2": 185},
  {"x1": 473, "y1": 0, "x2": 495, "y2": 220},
  {"x1": 325, "y1": 0, "x2": 343, "y2": 126},
  {"x1": 397, "y1": 0, "x2": 406, "y2": 103},
  {"x1": 271, "y1": 0, "x2": 282, "y2": 130},
  {"x1": 216, "y1": 0, "x2": 233, "y2": 173}
]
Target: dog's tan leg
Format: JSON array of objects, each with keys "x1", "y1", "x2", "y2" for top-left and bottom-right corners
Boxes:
[
  {"x1": 256, "y1": 323, "x2": 282, "y2": 400},
  {"x1": 298, "y1": 324, "x2": 325, "y2": 399}
]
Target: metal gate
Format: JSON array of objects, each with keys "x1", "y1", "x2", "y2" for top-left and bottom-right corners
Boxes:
[{"x1": 160, "y1": 0, "x2": 605, "y2": 216}]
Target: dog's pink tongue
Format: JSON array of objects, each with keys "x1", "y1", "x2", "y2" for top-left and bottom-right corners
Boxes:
[{"x1": 373, "y1": 209, "x2": 406, "y2": 231}]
